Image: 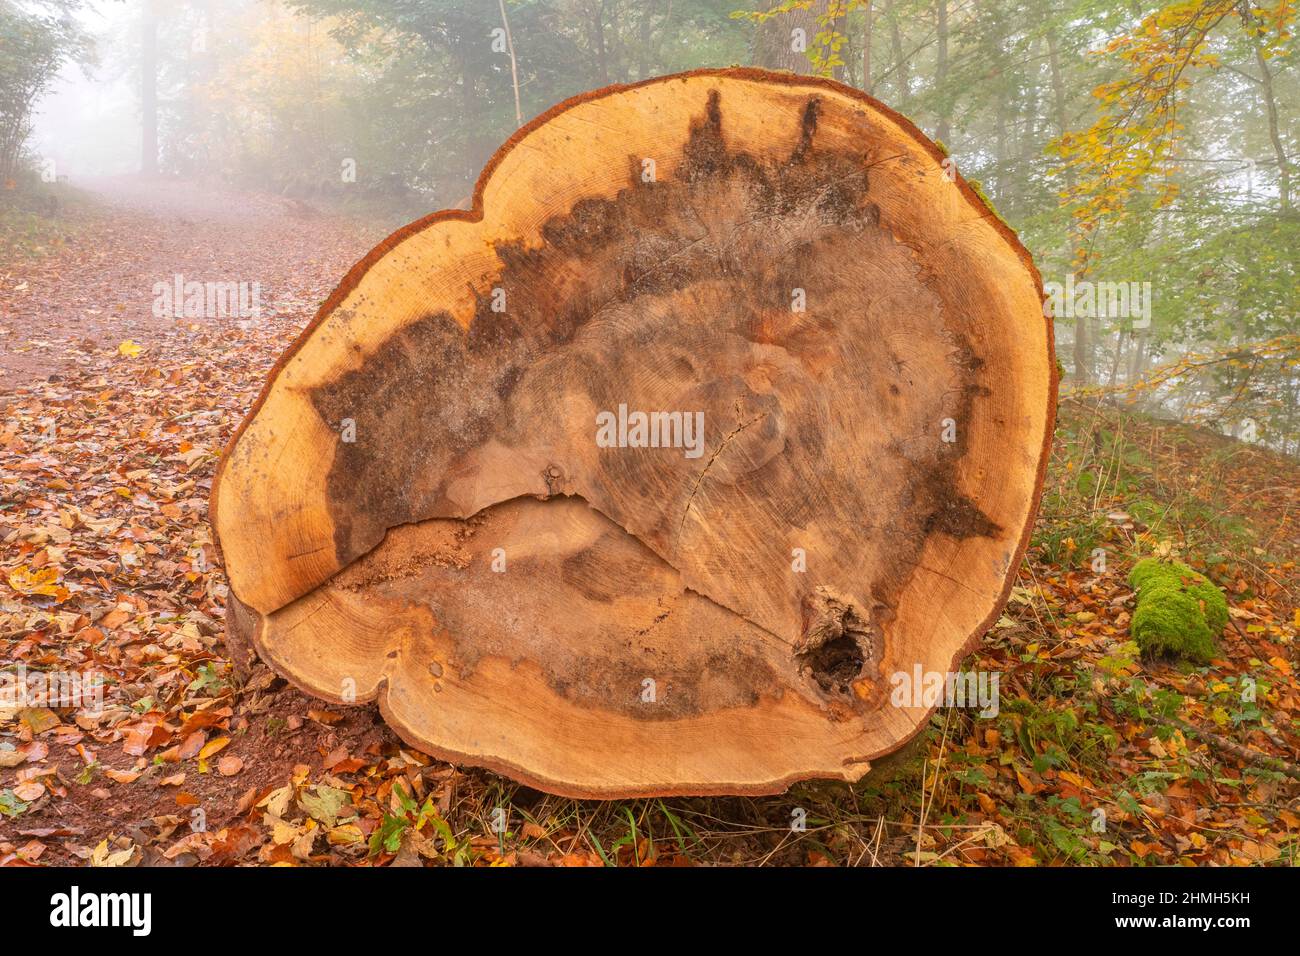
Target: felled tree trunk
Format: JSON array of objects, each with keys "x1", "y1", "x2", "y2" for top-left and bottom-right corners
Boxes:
[{"x1": 212, "y1": 68, "x2": 1055, "y2": 799}]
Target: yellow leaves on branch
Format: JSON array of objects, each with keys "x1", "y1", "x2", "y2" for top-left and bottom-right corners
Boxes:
[
  {"x1": 1051, "y1": 0, "x2": 1295, "y2": 235},
  {"x1": 1245, "y1": 0, "x2": 1297, "y2": 48},
  {"x1": 1074, "y1": 334, "x2": 1300, "y2": 430}
]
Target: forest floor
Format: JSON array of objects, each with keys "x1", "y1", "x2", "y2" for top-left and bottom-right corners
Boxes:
[{"x1": 0, "y1": 179, "x2": 1296, "y2": 866}]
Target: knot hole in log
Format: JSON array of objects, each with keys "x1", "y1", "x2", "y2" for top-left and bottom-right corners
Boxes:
[{"x1": 797, "y1": 586, "x2": 881, "y2": 698}]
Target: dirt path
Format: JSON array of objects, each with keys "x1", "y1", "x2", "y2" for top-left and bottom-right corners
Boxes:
[
  {"x1": 0, "y1": 176, "x2": 369, "y2": 388},
  {"x1": 0, "y1": 180, "x2": 431, "y2": 865},
  {"x1": 2, "y1": 178, "x2": 379, "y2": 390}
]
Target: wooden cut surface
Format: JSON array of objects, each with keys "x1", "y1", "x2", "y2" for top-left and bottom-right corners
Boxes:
[{"x1": 212, "y1": 68, "x2": 1056, "y2": 798}]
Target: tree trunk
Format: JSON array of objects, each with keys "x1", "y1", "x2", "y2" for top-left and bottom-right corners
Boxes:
[
  {"x1": 1128, "y1": 325, "x2": 1149, "y2": 385},
  {"x1": 752, "y1": 0, "x2": 826, "y2": 73},
  {"x1": 212, "y1": 68, "x2": 1056, "y2": 799},
  {"x1": 862, "y1": 0, "x2": 873, "y2": 93},
  {"x1": 636, "y1": 0, "x2": 654, "y2": 80},
  {"x1": 884, "y1": 0, "x2": 908, "y2": 108},
  {"x1": 934, "y1": 0, "x2": 949, "y2": 144},
  {"x1": 497, "y1": 0, "x2": 523, "y2": 128},
  {"x1": 1250, "y1": 26, "x2": 1291, "y2": 212},
  {"x1": 1074, "y1": 316, "x2": 1095, "y2": 383},
  {"x1": 1046, "y1": 28, "x2": 1091, "y2": 382},
  {"x1": 994, "y1": 76, "x2": 1007, "y2": 202},
  {"x1": 588, "y1": 0, "x2": 610, "y2": 85},
  {"x1": 140, "y1": 0, "x2": 158, "y2": 176}
]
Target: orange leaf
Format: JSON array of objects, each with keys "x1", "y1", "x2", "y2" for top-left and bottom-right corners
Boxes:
[
  {"x1": 1016, "y1": 769, "x2": 1043, "y2": 794},
  {"x1": 178, "y1": 731, "x2": 207, "y2": 760},
  {"x1": 217, "y1": 755, "x2": 244, "y2": 776},
  {"x1": 99, "y1": 608, "x2": 131, "y2": 629}
]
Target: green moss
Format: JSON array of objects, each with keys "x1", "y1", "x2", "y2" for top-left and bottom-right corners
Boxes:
[
  {"x1": 964, "y1": 177, "x2": 1012, "y2": 230},
  {"x1": 1128, "y1": 559, "x2": 1227, "y2": 663}
]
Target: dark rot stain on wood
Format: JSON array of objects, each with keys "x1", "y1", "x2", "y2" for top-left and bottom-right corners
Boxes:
[
  {"x1": 307, "y1": 310, "x2": 518, "y2": 562},
  {"x1": 304, "y1": 88, "x2": 998, "y2": 713},
  {"x1": 924, "y1": 489, "x2": 1003, "y2": 540},
  {"x1": 790, "y1": 96, "x2": 821, "y2": 165}
]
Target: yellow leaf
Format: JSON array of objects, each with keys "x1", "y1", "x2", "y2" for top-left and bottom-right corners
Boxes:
[
  {"x1": 20, "y1": 708, "x2": 60, "y2": 733},
  {"x1": 270, "y1": 818, "x2": 301, "y2": 845},
  {"x1": 198, "y1": 736, "x2": 231, "y2": 759},
  {"x1": 117, "y1": 340, "x2": 143, "y2": 358},
  {"x1": 90, "y1": 838, "x2": 138, "y2": 867},
  {"x1": 327, "y1": 824, "x2": 365, "y2": 846},
  {"x1": 1058, "y1": 770, "x2": 1090, "y2": 789},
  {"x1": 7, "y1": 565, "x2": 68, "y2": 600}
]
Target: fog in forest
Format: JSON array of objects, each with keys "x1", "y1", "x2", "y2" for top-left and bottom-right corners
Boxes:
[{"x1": 4, "y1": 0, "x2": 1298, "y2": 451}]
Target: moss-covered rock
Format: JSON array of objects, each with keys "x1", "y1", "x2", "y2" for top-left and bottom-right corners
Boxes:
[{"x1": 1128, "y1": 558, "x2": 1227, "y2": 663}]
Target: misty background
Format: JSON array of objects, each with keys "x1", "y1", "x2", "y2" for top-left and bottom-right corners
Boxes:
[{"x1": 3, "y1": 0, "x2": 1297, "y2": 451}]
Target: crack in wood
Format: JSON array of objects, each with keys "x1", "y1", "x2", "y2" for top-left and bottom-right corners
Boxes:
[{"x1": 678, "y1": 403, "x2": 767, "y2": 533}]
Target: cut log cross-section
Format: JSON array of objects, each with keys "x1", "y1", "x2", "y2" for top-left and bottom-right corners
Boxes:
[{"x1": 212, "y1": 68, "x2": 1056, "y2": 799}]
